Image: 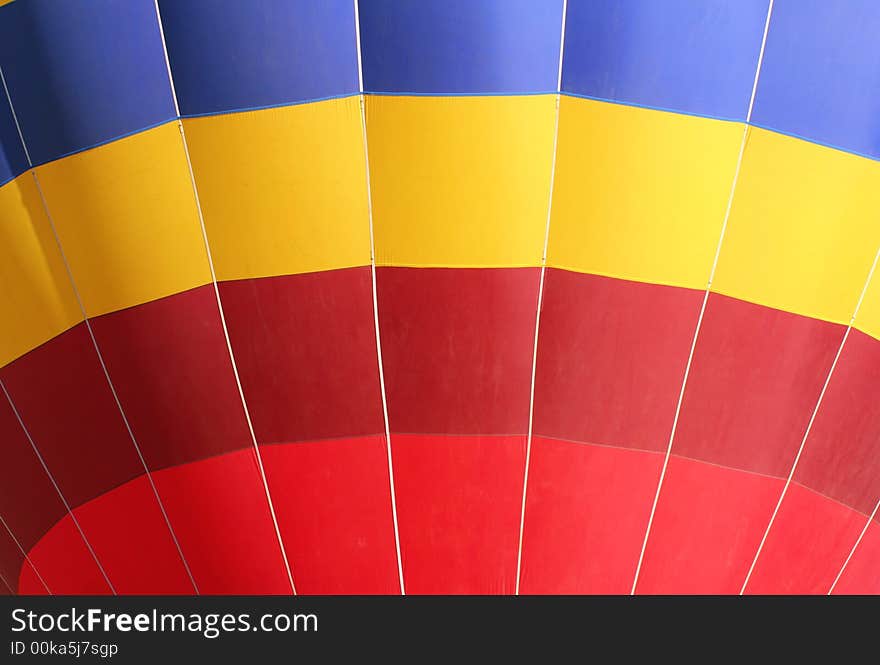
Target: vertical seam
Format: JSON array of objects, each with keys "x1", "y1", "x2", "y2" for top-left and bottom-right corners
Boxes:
[
  {"x1": 0, "y1": 511, "x2": 51, "y2": 594},
  {"x1": 630, "y1": 0, "x2": 776, "y2": 594},
  {"x1": 353, "y1": 0, "x2": 406, "y2": 595},
  {"x1": 515, "y1": 0, "x2": 569, "y2": 595},
  {"x1": 152, "y1": 0, "x2": 296, "y2": 594}
]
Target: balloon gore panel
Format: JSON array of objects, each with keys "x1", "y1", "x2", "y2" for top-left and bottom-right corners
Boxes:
[{"x1": 1, "y1": 0, "x2": 879, "y2": 596}]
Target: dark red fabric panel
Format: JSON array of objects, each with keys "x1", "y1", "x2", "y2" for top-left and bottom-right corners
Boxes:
[
  {"x1": 24, "y1": 516, "x2": 111, "y2": 594},
  {"x1": 0, "y1": 571, "x2": 10, "y2": 594},
  {"x1": 0, "y1": 397, "x2": 107, "y2": 593},
  {"x1": 377, "y1": 267, "x2": 539, "y2": 434},
  {"x1": 0, "y1": 324, "x2": 199, "y2": 593},
  {"x1": 533, "y1": 270, "x2": 702, "y2": 452},
  {"x1": 636, "y1": 455, "x2": 784, "y2": 594},
  {"x1": 218, "y1": 269, "x2": 384, "y2": 445},
  {"x1": 743, "y1": 483, "x2": 866, "y2": 594},
  {"x1": 832, "y1": 520, "x2": 880, "y2": 594},
  {"x1": 0, "y1": 323, "x2": 142, "y2": 509},
  {"x1": 149, "y1": 447, "x2": 292, "y2": 594},
  {"x1": 73, "y1": 474, "x2": 194, "y2": 594},
  {"x1": 0, "y1": 394, "x2": 68, "y2": 555},
  {"x1": 392, "y1": 434, "x2": 525, "y2": 594},
  {"x1": 794, "y1": 329, "x2": 880, "y2": 515},
  {"x1": 519, "y1": 437, "x2": 664, "y2": 593},
  {"x1": 89, "y1": 285, "x2": 252, "y2": 470},
  {"x1": 260, "y1": 437, "x2": 400, "y2": 594},
  {"x1": 0, "y1": 526, "x2": 25, "y2": 594},
  {"x1": 674, "y1": 292, "x2": 844, "y2": 477}
]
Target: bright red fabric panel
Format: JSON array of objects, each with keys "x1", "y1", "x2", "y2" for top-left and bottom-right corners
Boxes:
[
  {"x1": 391, "y1": 434, "x2": 525, "y2": 594},
  {"x1": 519, "y1": 437, "x2": 664, "y2": 593},
  {"x1": 260, "y1": 437, "x2": 401, "y2": 594}
]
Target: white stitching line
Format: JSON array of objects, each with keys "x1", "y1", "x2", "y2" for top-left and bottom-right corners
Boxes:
[
  {"x1": 353, "y1": 0, "x2": 406, "y2": 595},
  {"x1": 33, "y1": 174, "x2": 201, "y2": 596},
  {"x1": 829, "y1": 499, "x2": 880, "y2": 593},
  {"x1": 0, "y1": 65, "x2": 122, "y2": 594},
  {"x1": 34, "y1": 169, "x2": 200, "y2": 594},
  {"x1": 741, "y1": 243, "x2": 880, "y2": 593},
  {"x1": 0, "y1": 512, "x2": 50, "y2": 594},
  {"x1": 0, "y1": 570, "x2": 12, "y2": 595},
  {"x1": 152, "y1": 0, "x2": 296, "y2": 594},
  {"x1": 0, "y1": 379, "x2": 114, "y2": 593},
  {"x1": 630, "y1": 0, "x2": 776, "y2": 595},
  {"x1": 515, "y1": 0, "x2": 569, "y2": 596},
  {"x1": 1, "y1": 59, "x2": 199, "y2": 594}
]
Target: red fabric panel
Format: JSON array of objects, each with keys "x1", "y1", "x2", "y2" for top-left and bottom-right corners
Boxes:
[
  {"x1": 831, "y1": 519, "x2": 880, "y2": 594},
  {"x1": 73, "y1": 474, "x2": 194, "y2": 594},
  {"x1": 218, "y1": 268, "x2": 384, "y2": 445},
  {"x1": 24, "y1": 516, "x2": 111, "y2": 594},
  {"x1": 533, "y1": 270, "x2": 702, "y2": 452},
  {"x1": 519, "y1": 437, "x2": 664, "y2": 593},
  {"x1": 17, "y1": 561, "x2": 50, "y2": 595},
  {"x1": 149, "y1": 447, "x2": 292, "y2": 594},
  {"x1": 17, "y1": 559, "x2": 49, "y2": 595},
  {"x1": 0, "y1": 395, "x2": 69, "y2": 555},
  {"x1": 89, "y1": 285, "x2": 252, "y2": 470},
  {"x1": 0, "y1": 323, "x2": 142, "y2": 509},
  {"x1": 794, "y1": 329, "x2": 880, "y2": 515},
  {"x1": 377, "y1": 267, "x2": 539, "y2": 434},
  {"x1": 260, "y1": 437, "x2": 400, "y2": 594},
  {"x1": 636, "y1": 455, "x2": 784, "y2": 594},
  {"x1": 2, "y1": 332, "x2": 192, "y2": 593},
  {"x1": 675, "y1": 292, "x2": 844, "y2": 477},
  {"x1": 0, "y1": 394, "x2": 105, "y2": 594},
  {"x1": 391, "y1": 434, "x2": 525, "y2": 594},
  {"x1": 20, "y1": 439, "x2": 400, "y2": 595},
  {"x1": 744, "y1": 483, "x2": 866, "y2": 594}
]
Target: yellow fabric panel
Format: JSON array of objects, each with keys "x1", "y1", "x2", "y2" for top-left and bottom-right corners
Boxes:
[
  {"x1": 547, "y1": 96, "x2": 744, "y2": 289},
  {"x1": 182, "y1": 96, "x2": 372, "y2": 281},
  {"x1": 366, "y1": 94, "x2": 556, "y2": 267},
  {"x1": 854, "y1": 274, "x2": 880, "y2": 342},
  {"x1": 712, "y1": 127, "x2": 880, "y2": 325},
  {"x1": 34, "y1": 122, "x2": 211, "y2": 317},
  {"x1": 0, "y1": 175, "x2": 82, "y2": 366}
]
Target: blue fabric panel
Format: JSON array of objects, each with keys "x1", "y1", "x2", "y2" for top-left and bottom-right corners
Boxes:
[
  {"x1": 0, "y1": 0, "x2": 176, "y2": 165},
  {"x1": 158, "y1": 0, "x2": 359, "y2": 116},
  {"x1": 751, "y1": 0, "x2": 880, "y2": 159},
  {"x1": 359, "y1": 0, "x2": 564, "y2": 94},
  {"x1": 561, "y1": 0, "x2": 770, "y2": 120},
  {"x1": 0, "y1": 91, "x2": 28, "y2": 186}
]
